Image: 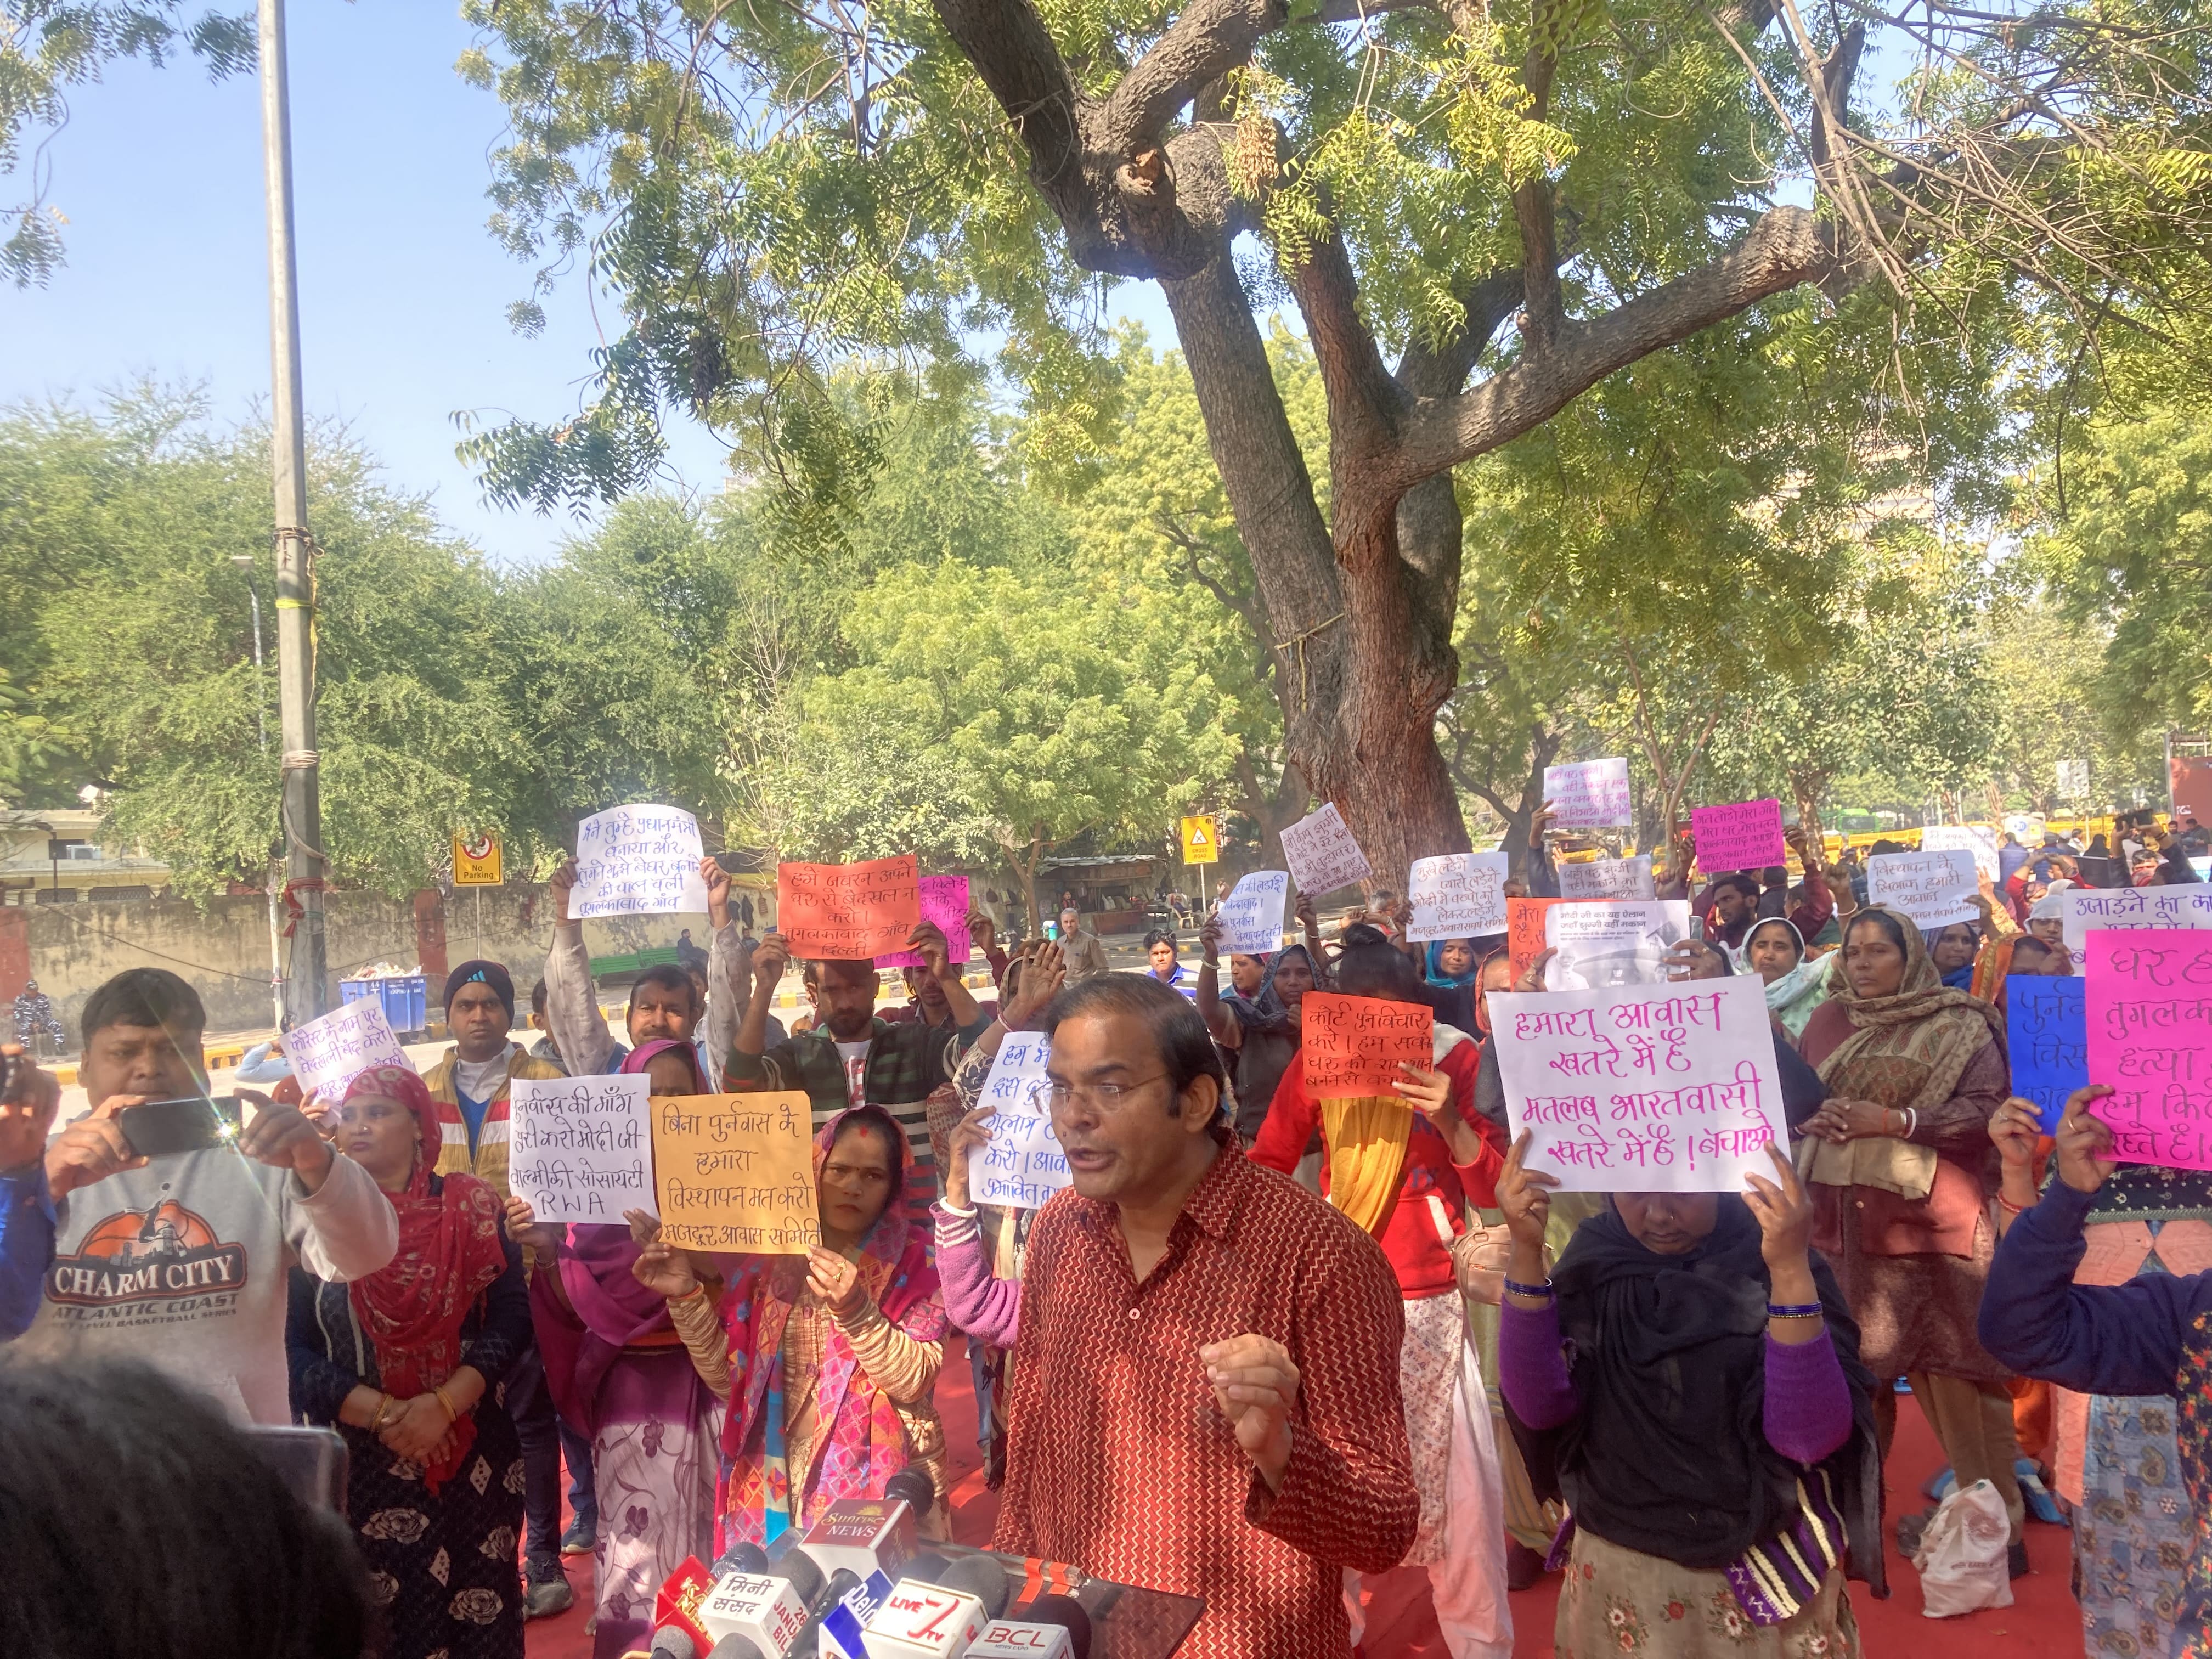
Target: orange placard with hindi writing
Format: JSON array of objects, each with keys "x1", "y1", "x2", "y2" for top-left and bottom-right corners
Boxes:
[
  {"x1": 1508, "y1": 898, "x2": 1564, "y2": 985},
  {"x1": 777, "y1": 856, "x2": 921, "y2": 958},
  {"x1": 650, "y1": 1092, "x2": 821, "y2": 1254},
  {"x1": 1300, "y1": 992, "x2": 1433, "y2": 1098}
]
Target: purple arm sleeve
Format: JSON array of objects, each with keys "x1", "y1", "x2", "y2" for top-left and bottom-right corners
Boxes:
[
  {"x1": 1762, "y1": 1330, "x2": 1854, "y2": 1464},
  {"x1": 1498, "y1": 1300, "x2": 1579, "y2": 1430},
  {"x1": 933, "y1": 1206, "x2": 1021, "y2": 1348}
]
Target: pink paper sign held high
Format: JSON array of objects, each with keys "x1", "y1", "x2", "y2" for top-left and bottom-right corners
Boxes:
[
  {"x1": 2085, "y1": 930, "x2": 2212, "y2": 1170},
  {"x1": 1689, "y1": 799, "x2": 1787, "y2": 873},
  {"x1": 874, "y1": 874, "x2": 974, "y2": 969}
]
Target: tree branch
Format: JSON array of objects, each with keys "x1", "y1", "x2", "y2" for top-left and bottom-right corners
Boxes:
[
  {"x1": 1289, "y1": 224, "x2": 1408, "y2": 481},
  {"x1": 1099, "y1": 0, "x2": 1290, "y2": 156},
  {"x1": 1395, "y1": 267, "x2": 1523, "y2": 397}
]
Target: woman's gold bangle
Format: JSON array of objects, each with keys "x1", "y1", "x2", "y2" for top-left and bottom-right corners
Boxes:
[
  {"x1": 434, "y1": 1384, "x2": 460, "y2": 1422},
  {"x1": 368, "y1": 1392, "x2": 394, "y2": 1433}
]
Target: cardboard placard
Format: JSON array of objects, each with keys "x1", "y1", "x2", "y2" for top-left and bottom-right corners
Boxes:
[
  {"x1": 650, "y1": 1092, "x2": 820, "y2": 1252},
  {"x1": 2061, "y1": 887, "x2": 2212, "y2": 968},
  {"x1": 1406, "y1": 852, "x2": 1510, "y2": 942},
  {"x1": 1558, "y1": 855, "x2": 1655, "y2": 901},
  {"x1": 2006, "y1": 978, "x2": 2087, "y2": 1132},
  {"x1": 873, "y1": 874, "x2": 973, "y2": 969},
  {"x1": 974, "y1": 1034, "x2": 1069, "y2": 1210},
  {"x1": 1300, "y1": 992, "x2": 1434, "y2": 1098},
  {"x1": 1921, "y1": 823, "x2": 2001, "y2": 879},
  {"x1": 1543, "y1": 758, "x2": 1633, "y2": 830},
  {"x1": 510, "y1": 1074, "x2": 657, "y2": 1223},
  {"x1": 287, "y1": 997, "x2": 411, "y2": 1101},
  {"x1": 1493, "y1": 975, "x2": 1786, "y2": 1190},
  {"x1": 778, "y1": 857, "x2": 922, "y2": 959},
  {"x1": 2085, "y1": 932, "x2": 2212, "y2": 1169},
  {"x1": 1277, "y1": 803, "x2": 1373, "y2": 897},
  {"x1": 573, "y1": 804, "x2": 711, "y2": 918},
  {"x1": 1217, "y1": 871, "x2": 1290, "y2": 956},
  {"x1": 1867, "y1": 849, "x2": 1979, "y2": 932},
  {"x1": 1689, "y1": 799, "x2": 1787, "y2": 873}
]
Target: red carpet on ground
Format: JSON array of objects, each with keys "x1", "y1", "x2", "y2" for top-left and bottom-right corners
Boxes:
[{"x1": 525, "y1": 1339, "x2": 2086, "y2": 1658}]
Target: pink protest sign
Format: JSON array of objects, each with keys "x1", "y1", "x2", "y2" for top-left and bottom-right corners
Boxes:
[
  {"x1": 874, "y1": 874, "x2": 974, "y2": 968},
  {"x1": 1689, "y1": 799, "x2": 1786, "y2": 873},
  {"x1": 2085, "y1": 931, "x2": 2212, "y2": 1169}
]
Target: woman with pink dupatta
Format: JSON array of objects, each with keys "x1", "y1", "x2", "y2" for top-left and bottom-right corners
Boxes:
[
  {"x1": 628, "y1": 1103, "x2": 951, "y2": 1554},
  {"x1": 507, "y1": 1039, "x2": 724, "y2": 1659}
]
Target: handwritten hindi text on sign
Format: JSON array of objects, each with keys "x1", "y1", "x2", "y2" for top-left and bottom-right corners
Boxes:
[
  {"x1": 288, "y1": 997, "x2": 411, "y2": 1101},
  {"x1": 1492, "y1": 975, "x2": 1785, "y2": 1192},
  {"x1": 1542, "y1": 758, "x2": 1633, "y2": 830},
  {"x1": 1216, "y1": 871, "x2": 1290, "y2": 956},
  {"x1": 1867, "y1": 849, "x2": 1979, "y2": 932},
  {"x1": 1921, "y1": 823, "x2": 2001, "y2": 880},
  {"x1": 874, "y1": 874, "x2": 973, "y2": 970},
  {"x1": 510, "y1": 1075, "x2": 657, "y2": 1223},
  {"x1": 1277, "y1": 804, "x2": 1373, "y2": 898},
  {"x1": 2085, "y1": 932, "x2": 2212, "y2": 1171},
  {"x1": 1301, "y1": 992, "x2": 1433, "y2": 1098},
  {"x1": 779, "y1": 856, "x2": 922, "y2": 959},
  {"x1": 975, "y1": 1034, "x2": 1070, "y2": 1210},
  {"x1": 650, "y1": 1092, "x2": 820, "y2": 1252},
  {"x1": 1689, "y1": 799, "x2": 1786, "y2": 873},
  {"x1": 573, "y1": 804, "x2": 711, "y2": 919},
  {"x1": 1407, "y1": 852, "x2": 1510, "y2": 941},
  {"x1": 2006, "y1": 978, "x2": 2087, "y2": 1132},
  {"x1": 2062, "y1": 887, "x2": 2212, "y2": 964},
  {"x1": 1559, "y1": 855, "x2": 1655, "y2": 901}
]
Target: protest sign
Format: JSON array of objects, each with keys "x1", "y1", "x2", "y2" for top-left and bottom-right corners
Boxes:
[
  {"x1": 1867, "y1": 849, "x2": 1979, "y2": 931},
  {"x1": 1407, "y1": 852, "x2": 1510, "y2": 941},
  {"x1": 1543, "y1": 758, "x2": 1633, "y2": 829},
  {"x1": 1559, "y1": 855, "x2": 1655, "y2": 900},
  {"x1": 1277, "y1": 803, "x2": 1373, "y2": 897},
  {"x1": 1921, "y1": 823, "x2": 2001, "y2": 880},
  {"x1": 572, "y1": 804, "x2": 711, "y2": 919},
  {"x1": 510, "y1": 1074, "x2": 657, "y2": 1223},
  {"x1": 1543, "y1": 900, "x2": 1692, "y2": 990},
  {"x1": 874, "y1": 874, "x2": 973, "y2": 970},
  {"x1": 2062, "y1": 887, "x2": 2212, "y2": 966},
  {"x1": 778, "y1": 856, "x2": 922, "y2": 958},
  {"x1": 2006, "y1": 978, "x2": 2087, "y2": 1131},
  {"x1": 974, "y1": 1034, "x2": 1070, "y2": 1210},
  {"x1": 1508, "y1": 898, "x2": 1565, "y2": 983},
  {"x1": 1493, "y1": 975, "x2": 1786, "y2": 1192},
  {"x1": 287, "y1": 997, "x2": 411, "y2": 1101},
  {"x1": 1301, "y1": 992, "x2": 1434, "y2": 1097},
  {"x1": 650, "y1": 1092, "x2": 820, "y2": 1252},
  {"x1": 1689, "y1": 799, "x2": 1786, "y2": 873},
  {"x1": 2084, "y1": 932, "x2": 2212, "y2": 1170},
  {"x1": 1217, "y1": 871, "x2": 1290, "y2": 956}
]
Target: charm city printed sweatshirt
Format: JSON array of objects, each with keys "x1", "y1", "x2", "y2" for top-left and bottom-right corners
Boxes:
[{"x1": 15, "y1": 1143, "x2": 397, "y2": 1424}]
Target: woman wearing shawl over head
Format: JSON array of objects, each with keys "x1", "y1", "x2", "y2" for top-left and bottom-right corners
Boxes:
[
  {"x1": 1740, "y1": 918, "x2": 1836, "y2": 1041},
  {"x1": 1795, "y1": 905, "x2": 2026, "y2": 1567},
  {"x1": 287, "y1": 1065, "x2": 531, "y2": 1659},
  {"x1": 1195, "y1": 894, "x2": 1324, "y2": 1146},
  {"x1": 627, "y1": 1102, "x2": 949, "y2": 1552},
  {"x1": 507, "y1": 1040, "x2": 725, "y2": 1658},
  {"x1": 1495, "y1": 1133, "x2": 1883, "y2": 1657}
]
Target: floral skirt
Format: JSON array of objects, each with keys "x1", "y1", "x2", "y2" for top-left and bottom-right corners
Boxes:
[
  {"x1": 2073, "y1": 1393, "x2": 2193, "y2": 1658},
  {"x1": 1556, "y1": 1526, "x2": 1858, "y2": 1659},
  {"x1": 589, "y1": 1350, "x2": 725, "y2": 1659}
]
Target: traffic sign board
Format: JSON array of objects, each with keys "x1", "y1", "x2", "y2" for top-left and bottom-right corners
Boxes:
[
  {"x1": 453, "y1": 832, "x2": 503, "y2": 886},
  {"x1": 1181, "y1": 815, "x2": 1219, "y2": 865}
]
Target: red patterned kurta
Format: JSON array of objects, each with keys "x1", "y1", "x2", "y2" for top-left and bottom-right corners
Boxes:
[{"x1": 992, "y1": 1143, "x2": 1419, "y2": 1658}]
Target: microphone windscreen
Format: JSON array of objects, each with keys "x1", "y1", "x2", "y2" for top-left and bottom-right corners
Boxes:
[
  {"x1": 713, "y1": 1541, "x2": 771, "y2": 1577},
  {"x1": 649, "y1": 1629, "x2": 700, "y2": 1659},
  {"x1": 776, "y1": 1544, "x2": 826, "y2": 1604},
  {"x1": 939, "y1": 1552, "x2": 1012, "y2": 1620},
  {"x1": 1025, "y1": 1594, "x2": 1094, "y2": 1659},
  {"x1": 702, "y1": 1636, "x2": 768, "y2": 1659},
  {"x1": 883, "y1": 1466, "x2": 937, "y2": 1516}
]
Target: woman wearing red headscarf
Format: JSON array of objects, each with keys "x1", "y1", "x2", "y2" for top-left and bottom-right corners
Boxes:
[{"x1": 286, "y1": 1064, "x2": 527, "y2": 1659}]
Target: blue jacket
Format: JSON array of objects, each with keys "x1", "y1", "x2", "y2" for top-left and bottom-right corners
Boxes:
[{"x1": 0, "y1": 1166, "x2": 57, "y2": 1339}]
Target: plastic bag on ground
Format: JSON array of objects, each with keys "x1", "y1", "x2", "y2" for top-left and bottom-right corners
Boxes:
[{"x1": 1912, "y1": 1477, "x2": 2014, "y2": 1618}]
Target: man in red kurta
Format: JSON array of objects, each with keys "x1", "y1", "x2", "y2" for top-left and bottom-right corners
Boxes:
[{"x1": 992, "y1": 975, "x2": 1419, "y2": 1658}]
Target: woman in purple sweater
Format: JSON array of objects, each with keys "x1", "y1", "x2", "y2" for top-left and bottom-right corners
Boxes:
[{"x1": 1495, "y1": 1133, "x2": 1883, "y2": 1656}]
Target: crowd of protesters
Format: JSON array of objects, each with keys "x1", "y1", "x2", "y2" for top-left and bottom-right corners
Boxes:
[{"x1": 1, "y1": 809, "x2": 2209, "y2": 1659}]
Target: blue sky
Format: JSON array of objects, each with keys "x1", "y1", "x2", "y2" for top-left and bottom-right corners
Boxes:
[{"x1": 0, "y1": 1, "x2": 1175, "y2": 565}]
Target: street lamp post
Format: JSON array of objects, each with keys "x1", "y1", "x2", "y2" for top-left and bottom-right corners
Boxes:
[{"x1": 230, "y1": 553, "x2": 281, "y2": 1028}]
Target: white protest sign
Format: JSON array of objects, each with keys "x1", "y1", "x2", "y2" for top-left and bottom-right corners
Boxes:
[
  {"x1": 1920, "y1": 824, "x2": 2001, "y2": 880},
  {"x1": 2061, "y1": 886, "x2": 2212, "y2": 966},
  {"x1": 509, "y1": 1074, "x2": 657, "y2": 1224},
  {"x1": 1493, "y1": 974, "x2": 1786, "y2": 1192},
  {"x1": 1277, "y1": 803, "x2": 1373, "y2": 897},
  {"x1": 1867, "y1": 849, "x2": 1979, "y2": 931},
  {"x1": 974, "y1": 1033, "x2": 1071, "y2": 1210},
  {"x1": 1217, "y1": 871, "x2": 1290, "y2": 956},
  {"x1": 1543, "y1": 758, "x2": 1633, "y2": 829},
  {"x1": 1407, "y1": 852, "x2": 1510, "y2": 941},
  {"x1": 572, "y1": 804, "x2": 712, "y2": 919},
  {"x1": 1542, "y1": 900, "x2": 1692, "y2": 990},
  {"x1": 286, "y1": 997, "x2": 411, "y2": 1101},
  {"x1": 1558, "y1": 855, "x2": 1655, "y2": 900}
]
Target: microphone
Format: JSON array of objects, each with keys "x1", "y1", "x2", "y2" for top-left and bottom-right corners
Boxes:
[
  {"x1": 883, "y1": 1465, "x2": 938, "y2": 1516},
  {"x1": 798, "y1": 1489, "x2": 922, "y2": 1582},
  {"x1": 699, "y1": 1544, "x2": 828, "y2": 1658},
  {"x1": 858, "y1": 1552, "x2": 1011, "y2": 1658},
  {"x1": 968, "y1": 1594, "x2": 1092, "y2": 1659},
  {"x1": 643, "y1": 1555, "x2": 719, "y2": 1659}
]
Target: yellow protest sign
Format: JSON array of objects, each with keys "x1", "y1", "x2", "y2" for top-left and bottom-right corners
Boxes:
[
  {"x1": 453, "y1": 832, "x2": 503, "y2": 886},
  {"x1": 650, "y1": 1092, "x2": 820, "y2": 1254},
  {"x1": 1181, "y1": 814, "x2": 1220, "y2": 865}
]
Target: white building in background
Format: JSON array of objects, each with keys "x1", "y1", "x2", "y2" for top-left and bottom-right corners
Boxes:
[{"x1": 0, "y1": 809, "x2": 171, "y2": 905}]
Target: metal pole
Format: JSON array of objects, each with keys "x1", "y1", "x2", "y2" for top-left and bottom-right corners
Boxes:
[{"x1": 258, "y1": 0, "x2": 328, "y2": 1024}]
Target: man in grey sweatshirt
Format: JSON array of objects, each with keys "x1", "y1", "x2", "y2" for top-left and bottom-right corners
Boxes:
[{"x1": 13, "y1": 969, "x2": 397, "y2": 1424}]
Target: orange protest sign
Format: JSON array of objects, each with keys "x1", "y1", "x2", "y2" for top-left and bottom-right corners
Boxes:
[
  {"x1": 1508, "y1": 898, "x2": 1564, "y2": 985},
  {"x1": 650, "y1": 1092, "x2": 820, "y2": 1254},
  {"x1": 1300, "y1": 992, "x2": 1434, "y2": 1098},
  {"x1": 777, "y1": 856, "x2": 922, "y2": 958}
]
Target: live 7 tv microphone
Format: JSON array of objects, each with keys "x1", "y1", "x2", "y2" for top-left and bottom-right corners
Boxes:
[{"x1": 852, "y1": 1551, "x2": 1012, "y2": 1658}]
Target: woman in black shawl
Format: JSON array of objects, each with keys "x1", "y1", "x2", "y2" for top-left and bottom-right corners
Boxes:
[
  {"x1": 1496, "y1": 1133, "x2": 1883, "y2": 1656},
  {"x1": 1195, "y1": 904, "x2": 1323, "y2": 1146}
]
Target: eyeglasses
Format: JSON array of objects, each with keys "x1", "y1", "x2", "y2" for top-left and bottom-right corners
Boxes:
[{"x1": 1046, "y1": 1073, "x2": 1171, "y2": 1114}]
